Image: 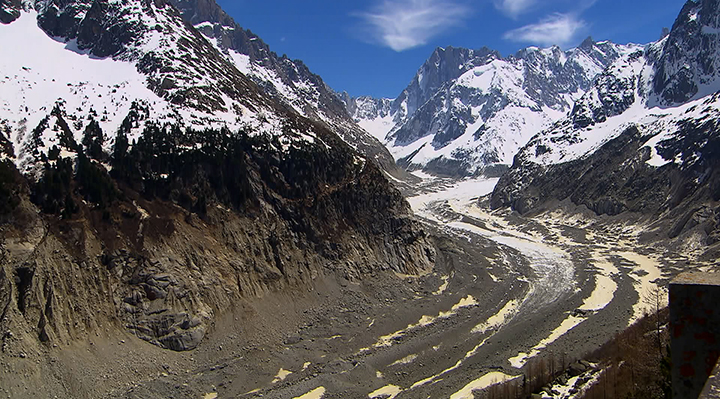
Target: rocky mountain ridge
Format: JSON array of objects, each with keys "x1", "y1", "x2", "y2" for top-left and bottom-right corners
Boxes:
[
  {"x1": 166, "y1": 0, "x2": 401, "y2": 174},
  {"x1": 345, "y1": 39, "x2": 642, "y2": 176},
  {"x1": 1, "y1": 0, "x2": 291, "y2": 172},
  {"x1": 0, "y1": 0, "x2": 399, "y2": 175},
  {"x1": 653, "y1": 0, "x2": 720, "y2": 105}
]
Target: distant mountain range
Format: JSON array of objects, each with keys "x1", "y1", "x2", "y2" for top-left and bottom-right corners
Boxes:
[
  {"x1": 339, "y1": 0, "x2": 719, "y2": 251},
  {"x1": 343, "y1": 40, "x2": 643, "y2": 176}
]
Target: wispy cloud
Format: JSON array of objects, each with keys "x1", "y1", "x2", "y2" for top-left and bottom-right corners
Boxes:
[
  {"x1": 503, "y1": 13, "x2": 587, "y2": 47},
  {"x1": 355, "y1": 0, "x2": 471, "y2": 52},
  {"x1": 494, "y1": 0, "x2": 537, "y2": 18}
]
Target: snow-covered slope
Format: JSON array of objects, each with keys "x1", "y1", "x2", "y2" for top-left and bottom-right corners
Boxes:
[
  {"x1": 0, "y1": 0, "x2": 400, "y2": 179},
  {"x1": 167, "y1": 0, "x2": 400, "y2": 174},
  {"x1": 345, "y1": 40, "x2": 641, "y2": 176},
  {"x1": 498, "y1": 0, "x2": 720, "y2": 182},
  {"x1": 0, "y1": 0, "x2": 403, "y2": 180},
  {"x1": 491, "y1": 0, "x2": 720, "y2": 239},
  {"x1": 344, "y1": 46, "x2": 500, "y2": 146},
  {"x1": 0, "y1": 2, "x2": 301, "y2": 174}
]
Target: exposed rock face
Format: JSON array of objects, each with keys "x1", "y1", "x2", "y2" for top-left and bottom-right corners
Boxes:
[
  {"x1": 653, "y1": 0, "x2": 720, "y2": 105},
  {"x1": 394, "y1": 47, "x2": 500, "y2": 124},
  {"x1": 569, "y1": 52, "x2": 643, "y2": 129},
  {"x1": 491, "y1": 0, "x2": 720, "y2": 246},
  {"x1": 493, "y1": 109, "x2": 720, "y2": 241},
  {"x1": 343, "y1": 46, "x2": 500, "y2": 144},
  {"x1": 0, "y1": 124, "x2": 435, "y2": 352},
  {"x1": 345, "y1": 41, "x2": 641, "y2": 176},
  {"x1": 37, "y1": 0, "x2": 144, "y2": 58},
  {"x1": 0, "y1": 0, "x2": 22, "y2": 23},
  {"x1": 493, "y1": 126, "x2": 659, "y2": 215}
]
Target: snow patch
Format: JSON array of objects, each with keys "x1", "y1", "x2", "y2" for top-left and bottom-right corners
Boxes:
[
  {"x1": 368, "y1": 385, "x2": 402, "y2": 399},
  {"x1": 449, "y1": 372, "x2": 521, "y2": 399},
  {"x1": 294, "y1": 387, "x2": 326, "y2": 399},
  {"x1": 272, "y1": 368, "x2": 292, "y2": 383}
]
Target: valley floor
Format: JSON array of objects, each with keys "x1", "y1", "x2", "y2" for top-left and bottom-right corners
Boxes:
[{"x1": 3, "y1": 177, "x2": 714, "y2": 399}]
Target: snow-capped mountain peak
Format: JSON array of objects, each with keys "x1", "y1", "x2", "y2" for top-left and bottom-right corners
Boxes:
[
  {"x1": 166, "y1": 0, "x2": 401, "y2": 173},
  {"x1": 345, "y1": 39, "x2": 642, "y2": 176},
  {"x1": 0, "y1": 0, "x2": 403, "y2": 179}
]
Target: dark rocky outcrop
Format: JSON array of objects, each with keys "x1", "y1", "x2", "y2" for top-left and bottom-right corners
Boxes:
[
  {"x1": 654, "y1": 0, "x2": 720, "y2": 105},
  {"x1": 0, "y1": 0, "x2": 22, "y2": 23},
  {"x1": 571, "y1": 51, "x2": 643, "y2": 129},
  {"x1": 492, "y1": 106, "x2": 720, "y2": 244},
  {"x1": 37, "y1": 0, "x2": 157, "y2": 58},
  {"x1": 492, "y1": 126, "x2": 665, "y2": 215}
]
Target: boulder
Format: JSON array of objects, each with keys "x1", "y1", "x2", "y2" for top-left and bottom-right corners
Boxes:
[{"x1": 568, "y1": 361, "x2": 588, "y2": 377}]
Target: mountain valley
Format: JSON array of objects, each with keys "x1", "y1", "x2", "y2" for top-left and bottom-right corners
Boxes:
[{"x1": 1, "y1": 0, "x2": 719, "y2": 398}]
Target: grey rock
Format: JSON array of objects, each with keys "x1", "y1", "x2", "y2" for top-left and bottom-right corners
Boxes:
[
  {"x1": 0, "y1": 0, "x2": 22, "y2": 24},
  {"x1": 283, "y1": 336, "x2": 302, "y2": 345},
  {"x1": 568, "y1": 361, "x2": 587, "y2": 377}
]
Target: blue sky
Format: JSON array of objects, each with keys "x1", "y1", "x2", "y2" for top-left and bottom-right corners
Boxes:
[{"x1": 217, "y1": 0, "x2": 688, "y2": 99}]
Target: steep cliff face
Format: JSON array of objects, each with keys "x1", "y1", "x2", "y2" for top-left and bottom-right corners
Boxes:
[
  {"x1": 653, "y1": 0, "x2": 720, "y2": 105},
  {"x1": 491, "y1": 0, "x2": 720, "y2": 249},
  {"x1": 393, "y1": 47, "x2": 500, "y2": 125}
]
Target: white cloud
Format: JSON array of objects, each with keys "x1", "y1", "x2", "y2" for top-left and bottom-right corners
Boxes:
[
  {"x1": 355, "y1": 0, "x2": 470, "y2": 52},
  {"x1": 494, "y1": 0, "x2": 537, "y2": 18},
  {"x1": 503, "y1": 13, "x2": 586, "y2": 47}
]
